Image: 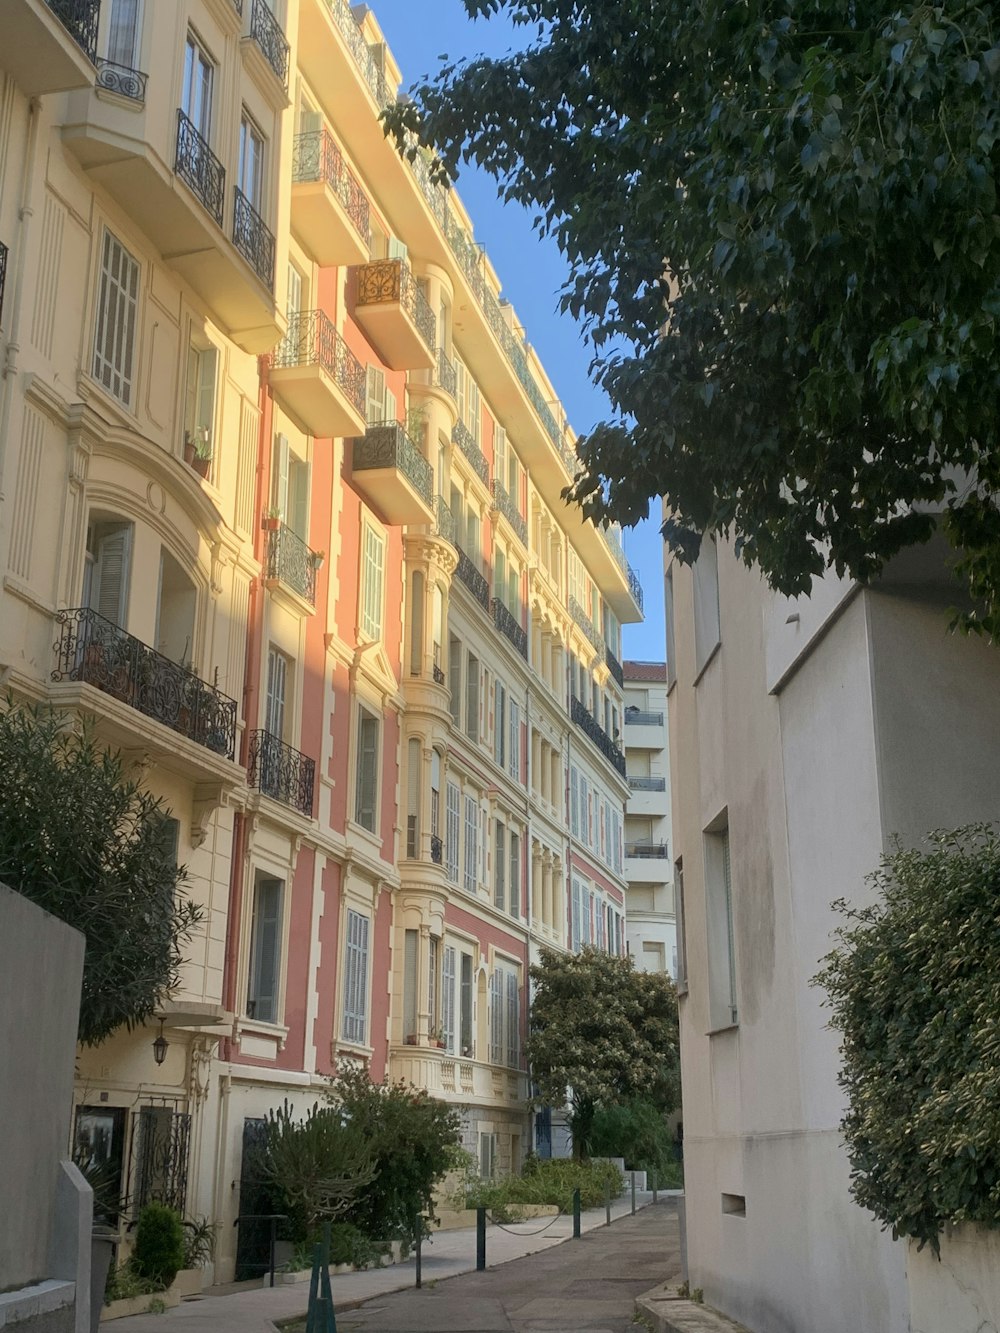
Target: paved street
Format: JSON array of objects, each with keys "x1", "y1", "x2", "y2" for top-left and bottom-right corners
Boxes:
[{"x1": 336, "y1": 1200, "x2": 681, "y2": 1332}]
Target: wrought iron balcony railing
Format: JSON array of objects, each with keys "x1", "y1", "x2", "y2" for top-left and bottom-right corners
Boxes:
[
  {"x1": 433, "y1": 665, "x2": 446, "y2": 686},
  {"x1": 233, "y1": 187, "x2": 275, "y2": 289},
  {"x1": 265, "y1": 521, "x2": 319, "y2": 606},
  {"x1": 430, "y1": 834, "x2": 444, "y2": 865},
  {"x1": 571, "y1": 696, "x2": 627, "y2": 778},
  {"x1": 321, "y1": 0, "x2": 391, "y2": 108},
  {"x1": 452, "y1": 419, "x2": 489, "y2": 487},
  {"x1": 292, "y1": 128, "x2": 370, "y2": 243},
  {"x1": 353, "y1": 422, "x2": 433, "y2": 505},
  {"x1": 434, "y1": 348, "x2": 457, "y2": 398},
  {"x1": 433, "y1": 495, "x2": 455, "y2": 543},
  {"x1": 568, "y1": 594, "x2": 606, "y2": 656},
  {"x1": 605, "y1": 645, "x2": 624, "y2": 689},
  {"x1": 175, "y1": 111, "x2": 225, "y2": 226},
  {"x1": 248, "y1": 0, "x2": 290, "y2": 87},
  {"x1": 625, "y1": 709, "x2": 664, "y2": 727},
  {"x1": 491, "y1": 597, "x2": 528, "y2": 659},
  {"x1": 0, "y1": 241, "x2": 7, "y2": 326},
  {"x1": 628, "y1": 563, "x2": 644, "y2": 611},
  {"x1": 47, "y1": 0, "x2": 100, "y2": 61},
  {"x1": 628, "y1": 776, "x2": 667, "y2": 792},
  {"x1": 248, "y1": 729, "x2": 315, "y2": 816},
  {"x1": 455, "y1": 549, "x2": 490, "y2": 612},
  {"x1": 271, "y1": 309, "x2": 366, "y2": 417},
  {"x1": 355, "y1": 257, "x2": 436, "y2": 352},
  {"x1": 52, "y1": 608, "x2": 237, "y2": 758},
  {"x1": 95, "y1": 59, "x2": 147, "y2": 102},
  {"x1": 490, "y1": 479, "x2": 527, "y2": 546},
  {"x1": 626, "y1": 842, "x2": 670, "y2": 859}
]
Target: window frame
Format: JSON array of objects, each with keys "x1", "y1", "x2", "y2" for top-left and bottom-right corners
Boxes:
[
  {"x1": 354, "y1": 704, "x2": 381, "y2": 834},
  {"x1": 92, "y1": 228, "x2": 140, "y2": 409},
  {"x1": 341, "y1": 907, "x2": 371, "y2": 1046}
]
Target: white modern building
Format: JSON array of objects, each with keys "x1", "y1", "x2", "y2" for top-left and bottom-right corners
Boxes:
[
  {"x1": 622, "y1": 661, "x2": 675, "y2": 977},
  {"x1": 665, "y1": 527, "x2": 1000, "y2": 1333}
]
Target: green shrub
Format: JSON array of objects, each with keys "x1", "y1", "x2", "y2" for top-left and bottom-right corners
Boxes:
[
  {"x1": 589, "y1": 1099, "x2": 681, "y2": 1180},
  {"x1": 104, "y1": 1261, "x2": 162, "y2": 1305},
  {"x1": 463, "y1": 1157, "x2": 625, "y2": 1219},
  {"x1": 816, "y1": 826, "x2": 1000, "y2": 1253},
  {"x1": 132, "y1": 1204, "x2": 185, "y2": 1287}
]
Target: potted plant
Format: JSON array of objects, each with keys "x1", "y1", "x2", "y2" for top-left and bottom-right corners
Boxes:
[
  {"x1": 182, "y1": 432, "x2": 197, "y2": 467},
  {"x1": 430, "y1": 1027, "x2": 446, "y2": 1050},
  {"x1": 191, "y1": 429, "x2": 213, "y2": 479},
  {"x1": 309, "y1": 549, "x2": 326, "y2": 571},
  {"x1": 262, "y1": 506, "x2": 282, "y2": 531}
]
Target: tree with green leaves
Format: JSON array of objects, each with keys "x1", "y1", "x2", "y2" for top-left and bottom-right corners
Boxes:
[
  {"x1": 387, "y1": 2, "x2": 1000, "y2": 634},
  {"x1": 0, "y1": 702, "x2": 201, "y2": 1045},
  {"x1": 816, "y1": 826, "x2": 1000, "y2": 1254},
  {"x1": 526, "y1": 946, "x2": 679, "y2": 1160}
]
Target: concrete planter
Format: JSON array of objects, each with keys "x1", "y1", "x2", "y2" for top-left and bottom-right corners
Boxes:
[
  {"x1": 907, "y1": 1226, "x2": 1000, "y2": 1333},
  {"x1": 170, "y1": 1269, "x2": 204, "y2": 1299},
  {"x1": 100, "y1": 1289, "x2": 179, "y2": 1322}
]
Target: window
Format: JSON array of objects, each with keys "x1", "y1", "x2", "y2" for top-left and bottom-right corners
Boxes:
[
  {"x1": 355, "y1": 707, "x2": 380, "y2": 833},
  {"x1": 360, "y1": 524, "x2": 385, "y2": 641},
  {"x1": 465, "y1": 653, "x2": 479, "y2": 741},
  {"x1": 675, "y1": 858, "x2": 688, "y2": 995},
  {"x1": 509, "y1": 831, "x2": 520, "y2": 918},
  {"x1": 693, "y1": 538, "x2": 721, "y2": 674},
  {"x1": 506, "y1": 969, "x2": 519, "y2": 1068},
  {"x1": 342, "y1": 908, "x2": 370, "y2": 1044},
  {"x1": 286, "y1": 263, "x2": 303, "y2": 322},
  {"x1": 445, "y1": 781, "x2": 461, "y2": 883},
  {"x1": 156, "y1": 550, "x2": 196, "y2": 666},
  {"x1": 428, "y1": 936, "x2": 440, "y2": 1037},
  {"x1": 570, "y1": 769, "x2": 579, "y2": 837},
  {"x1": 494, "y1": 820, "x2": 505, "y2": 912},
  {"x1": 494, "y1": 681, "x2": 506, "y2": 768},
  {"x1": 184, "y1": 342, "x2": 217, "y2": 462},
  {"x1": 705, "y1": 825, "x2": 736, "y2": 1028},
  {"x1": 247, "y1": 872, "x2": 283, "y2": 1022},
  {"x1": 463, "y1": 795, "x2": 478, "y2": 894},
  {"x1": 448, "y1": 634, "x2": 462, "y2": 725},
  {"x1": 478, "y1": 1131, "x2": 496, "y2": 1180},
  {"x1": 84, "y1": 518, "x2": 132, "y2": 628},
  {"x1": 460, "y1": 953, "x2": 473, "y2": 1055},
  {"x1": 265, "y1": 647, "x2": 289, "y2": 740},
  {"x1": 182, "y1": 31, "x2": 213, "y2": 135},
  {"x1": 238, "y1": 113, "x2": 265, "y2": 209},
  {"x1": 366, "y1": 366, "x2": 396, "y2": 426},
  {"x1": 442, "y1": 945, "x2": 456, "y2": 1052},
  {"x1": 92, "y1": 230, "x2": 139, "y2": 406},
  {"x1": 509, "y1": 702, "x2": 521, "y2": 781},
  {"x1": 489, "y1": 963, "x2": 520, "y2": 1067},
  {"x1": 406, "y1": 738, "x2": 421, "y2": 859},
  {"x1": 106, "y1": 0, "x2": 141, "y2": 66},
  {"x1": 571, "y1": 878, "x2": 583, "y2": 952},
  {"x1": 403, "y1": 929, "x2": 418, "y2": 1039}
]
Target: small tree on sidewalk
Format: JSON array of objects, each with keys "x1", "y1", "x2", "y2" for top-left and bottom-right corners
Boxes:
[
  {"x1": 527, "y1": 946, "x2": 679, "y2": 1160},
  {"x1": 0, "y1": 701, "x2": 202, "y2": 1045}
]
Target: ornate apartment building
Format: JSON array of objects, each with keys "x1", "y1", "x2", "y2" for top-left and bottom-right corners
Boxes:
[{"x1": 0, "y1": 0, "x2": 642, "y2": 1282}]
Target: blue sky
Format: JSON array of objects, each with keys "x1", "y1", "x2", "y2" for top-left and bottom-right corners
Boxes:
[{"x1": 372, "y1": 0, "x2": 666, "y2": 662}]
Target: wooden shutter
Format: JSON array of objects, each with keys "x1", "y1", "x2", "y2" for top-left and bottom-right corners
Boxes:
[
  {"x1": 506, "y1": 970, "x2": 519, "y2": 1068},
  {"x1": 463, "y1": 794, "x2": 477, "y2": 892},
  {"x1": 466, "y1": 654, "x2": 479, "y2": 740},
  {"x1": 249, "y1": 877, "x2": 282, "y2": 1023},
  {"x1": 272, "y1": 433, "x2": 290, "y2": 515},
  {"x1": 509, "y1": 702, "x2": 520, "y2": 781},
  {"x1": 442, "y1": 946, "x2": 456, "y2": 1052},
  {"x1": 265, "y1": 648, "x2": 287, "y2": 740},
  {"x1": 494, "y1": 820, "x2": 505, "y2": 912},
  {"x1": 403, "y1": 929, "x2": 418, "y2": 1039},
  {"x1": 509, "y1": 832, "x2": 520, "y2": 918},
  {"x1": 488, "y1": 970, "x2": 502, "y2": 1064},
  {"x1": 460, "y1": 953, "x2": 473, "y2": 1055},
  {"x1": 355, "y1": 709, "x2": 379, "y2": 831},
  {"x1": 446, "y1": 782, "x2": 461, "y2": 883},
  {"x1": 92, "y1": 522, "x2": 132, "y2": 627},
  {"x1": 494, "y1": 682, "x2": 506, "y2": 767}
]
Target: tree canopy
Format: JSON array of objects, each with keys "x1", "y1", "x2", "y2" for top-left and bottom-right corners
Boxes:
[
  {"x1": 816, "y1": 826, "x2": 1000, "y2": 1253},
  {"x1": 0, "y1": 702, "x2": 201, "y2": 1045},
  {"x1": 526, "y1": 946, "x2": 679, "y2": 1159},
  {"x1": 386, "y1": 2, "x2": 1000, "y2": 634}
]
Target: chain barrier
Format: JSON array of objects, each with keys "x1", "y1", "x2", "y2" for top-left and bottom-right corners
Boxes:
[{"x1": 484, "y1": 1206, "x2": 567, "y2": 1236}]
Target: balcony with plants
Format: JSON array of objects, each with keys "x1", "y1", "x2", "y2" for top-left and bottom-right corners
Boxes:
[
  {"x1": 263, "y1": 517, "x2": 322, "y2": 610},
  {"x1": 268, "y1": 309, "x2": 367, "y2": 440},
  {"x1": 352, "y1": 256, "x2": 436, "y2": 371},
  {"x1": 351, "y1": 421, "x2": 435, "y2": 525},
  {"x1": 291, "y1": 126, "x2": 371, "y2": 267}
]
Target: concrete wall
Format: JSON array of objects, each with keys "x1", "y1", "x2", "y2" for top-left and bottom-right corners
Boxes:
[{"x1": 908, "y1": 1228, "x2": 1000, "y2": 1333}]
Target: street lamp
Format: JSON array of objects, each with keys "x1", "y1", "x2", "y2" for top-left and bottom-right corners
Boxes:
[{"x1": 152, "y1": 1019, "x2": 169, "y2": 1066}]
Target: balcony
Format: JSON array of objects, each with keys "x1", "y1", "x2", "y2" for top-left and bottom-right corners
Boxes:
[
  {"x1": 291, "y1": 128, "x2": 370, "y2": 267},
  {"x1": 52, "y1": 608, "x2": 237, "y2": 759},
  {"x1": 0, "y1": 0, "x2": 98, "y2": 95},
  {"x1": 351, "y1": 422, "x2": 434, "y2": 525},
  {"x1": 269, "y1": 309, "x2": 366, "y2": 439},
  {"x1": 628, "y1": 776, "x2": 666, "y2": 792},
  {"x1": 569, "y1": 594, "x2": 606, "y2": 656},
  {"x1": 352, "y1": 258, "x2": 436, "y2": 371},
  {"x1": 233, "y1": 187, "x2": 275, "y2": 290},
  {"x1": 571, "y1": 696, "x2": 627, "y2": 778},
  {"x1": 176, "y1": 110, "x2": 225, "y2": 225},
  {"x1": 626, "y1": 775, "x2": 669, "y2": 818},
  {"x1": 491, "y1": 598, "x2": 528, "y2": 659},
  {"x1": 95, "y1": 59, "x2": 147, "y2": 102},
  {"x1": 452, "y1": 420, "x2": 489, "y2": 488},
  {"x1": 624, "y1": 708, "x2": 665, "y2": 750},
  {"x1": 264, "y1": 521, "x2": 320, "y2": 608},
  {"x1": 433, "y1": 495, "x2": 456, "y2": 544},
  {"x1": 625, "y1": 842, "x2": 671, "y2": 884},
  {"x1": 455, "y1": 550, "x2": 490, "y2": 613},
  {"x1": 244, "y1": 0, "x2": 290, "y2": 92},
  {"x1": 247, "y1": 730, "x2": 315, "y2": 817},
  {"x1": 411, "y1": 349, "x2": 458, "y2": 411},
  {"x1": 491, "y1": 479, "x2": 527, "y2": 547},
  {"x1": 606, "y1": 645, "x2": 624, "y2": 689}
]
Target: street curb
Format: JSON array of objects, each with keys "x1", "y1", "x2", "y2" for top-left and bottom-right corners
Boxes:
[{"x1": 635, "y1": 1287, "x2": 751, "y2": 1333}]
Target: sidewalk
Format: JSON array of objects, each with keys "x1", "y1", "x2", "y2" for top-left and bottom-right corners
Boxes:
[{"x1": 108, "y1": 1190, "x2": 675, "y2": 1333}]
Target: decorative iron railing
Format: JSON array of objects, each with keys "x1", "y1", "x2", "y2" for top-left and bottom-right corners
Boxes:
[
  {"x1": 248, "y1": 0, "x2": 290, "y2": 87},
  {"x1": 491, "y1": 479, "x2": 527, "y2": 546},
  {"x1": 625, "y1": 709, "x2": 664, "y2": 727},
  {"x1": 248, "y1": 729, "x2": 315, "y2": 816},
  {"x1": 455, "y1": 549, "x2": 490, "y2": 612},
  {"x1": 321, "y1": 0, "x2": 391, "y2": 108},
  {"x1": 452, "y1": 419, "x2": 489, "y2": 487},
  {"x1": 131, "y1": 1107, "x2": 190, "y2": 1218},
  {"x1": 432, "y1": 665, "x2": 446, "y2": 686},
  {"x1": 433, "y1": 495, "x2": 455, "y2": 543},
  {"x1": 232, "y1": 0, "x2": 244, "y2": 13},
  {"x1": 430, "y1": 834, "x2": 444, "y2": 865},
  {"x1": 491, "y1": 597, "x2": 528, "y2": 659},
  {"x1": 46, "y1": 0, "x2": 100, "y2": 61},
  {"x1": 626, "y1": 842, "x2": 670, "y2": 859},
  {"x1": 628, "y1": 776, "x2": 667, "y2": 792},
  {"x1": 568, "y1": 595, "x2": 605, "y2": 656},
  {"x1": 352, "y1": 422, "x2": 433, "y2": 505},
  {"x1": 265, "y1": 521, "x2": 319, "y2": 606},
  {"x1": 95, "y1": 58, "x2": 147, "y2": 101},
  {"x1": 605, "y1": 645, "x2": 624, "y2": 689},
  {"x1": 571, "y1": 696, "x2": 627, "y2": 778},
  {"x1": 233, "y1": 187, "x2": 275, "y2": 288},
  {"x1": 355, "y1": 257, "x2": 436, "y2": 352},
  {"x1": 175, "y1": 110, "x2": 225, "y2": 226},
  {"x1": 270, "y1": 309, "x2": 366, "y2": 417},
  {"x1": 292, "y1": 128, "x2": 370, "y2": 243},
  {"x1": 0, "y1": 241, "x2": 7, "y2": 327},
  {"x1": 435, "y1": 349, "x2": 458, "y2": 398},
  {"x1": 628, "y1": 563, "x2": 644, "y2": 610},
  {"x1": 52, "y1": 608, "x2": 238, "y2": 758}
]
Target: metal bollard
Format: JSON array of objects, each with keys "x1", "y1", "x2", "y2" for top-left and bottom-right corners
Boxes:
[
  {"x1": 631, "y1": 1171, "x2": 636, "y2": 1215},
  {"x1": 652, "y1": 1169, "x2": 658, "y2": 1205},
  {"x1": 605, "y1": 1179, "x2": 612, "y2": 1226},
  {"x1": 572, "y1": 1187, "x2": 581, "y2": 1239},
  {"x1": 415, "y1": 1225, "x2": 422, "y2": 1290},
  {"x1": 476, "y1": 1206, "x2": 487, "y2": 1271}
]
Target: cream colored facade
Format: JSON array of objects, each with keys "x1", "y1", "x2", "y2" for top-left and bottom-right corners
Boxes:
[{"x1": 0, "y1": 0, "x2": 642, "y2": 1279}]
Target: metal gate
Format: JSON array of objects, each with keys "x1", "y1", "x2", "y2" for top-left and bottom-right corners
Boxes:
[
  {"x1": 234, "y1": 1117, "x2": 274, "y2": 1281},
  {"x1": 130, "y1": 1106, "x2": 191, "y2": 1216}
]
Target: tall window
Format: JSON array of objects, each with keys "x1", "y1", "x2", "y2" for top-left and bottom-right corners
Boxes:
[
  {"x1": 445, "y1": 781, "x2": 461, "y2": 884},
  {"x1": 182, "y1": 31, "x2": 213, "y2": 135},
  {"x1": 463, "y1": 794, "x2": 478, "y2": 894},
  {"x1": 448, "y1": 634, "x2": 462, "y2": 725},
  {"x1": 509, "y1": 831, "x2": 520, "y2": 918},
  {"x1": 238, "y1": 113, "x2": 265, "y2": 209},
  {"x1": 342, "y1": 908, "x2": 370, "y2": 1044},
  {"x1": 184, "y1": 341, "x2": 217, "y2": 460},
  {"x1": 265, "y1": 647, "x2": 289, "y2": 740},
  {"x1": 355, "y1": 707, "x2": 380, "y2": 832},
  {"x1": 705, "y1": 825, "x2": 737, "y2": 1028},
  {"x1": 92, "y1": 230, "x2": 139, "y2": 407},
  {"x1": 509, "y1": 702, "x2": 521, "y2": 782},
  {"x1": 465, "y1": 653, "x2": 479, "y2": 741},
  {"x1": 360, "y1": 524, "x2": 385, "y2": 641},
  {"x1": 442, "y1": 945, "x2": 456, "y2": 1052},
  {"x1": 84, "y1": 518, "x2": 132, "y2": 627},
  {"x1": 106, "y1": 0, "x2": 141, "y2": 66},
  {"x1": 488, "y1": 964, "x2": 520, "y2": 1067},
  {"x1": 156, "y1": 550, "x2": 196, "y2": 666},
  {"x1": 427, "y1": 936, "x2": 440, "y2": 1036},
  {"x1": 247, "y1": 872, "x2": 283, "y2": 1022},
  {"x1": 493, "y1": 820, "x2": 505, "y2": 912},
  {"x1": 366, "y1": 366, "x2": 396, "y2": 425},
  {"x1": 460, "y1": 953, "x2": 473, "y2": 1055},
  {"x1": 494, "y1": 681, "x2": 506, "y2": 768}
]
